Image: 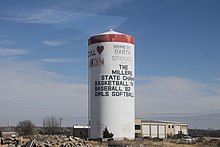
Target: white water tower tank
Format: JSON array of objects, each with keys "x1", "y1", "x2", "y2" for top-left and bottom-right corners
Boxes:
[{"x1": 88, "y1": 29, "x2": 135, "y2": 139}]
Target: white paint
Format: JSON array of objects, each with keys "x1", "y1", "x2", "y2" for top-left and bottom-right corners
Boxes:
[
  {"x1": 101, "y1": 29, "x2": 123, "y2": 34},
  {"x1": 150, "y1": 125, "x2": 158, "y2": 138},
  {"x1": 158, "y1": 125, "x2": 166, "y2": 138},
  {"x1": 142, "y1": 124, "x2": 150, "y2": 137},
  {"x1": 73, "y1": 125, "x2": 90, "y2": 128},
  {"x1": 181, "y1": 126, "x2": 188, "y2": 135},
  {"x1": 175, "y1": 125, "x2": 181, "y2": 134},
  {"x1": 88, "y1": 35, "x2": 135, "y2": 139}
]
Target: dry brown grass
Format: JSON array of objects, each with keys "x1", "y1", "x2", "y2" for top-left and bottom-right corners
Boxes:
[{"x1": 90, "y1": 140, "x2": 211, "y2": 147}]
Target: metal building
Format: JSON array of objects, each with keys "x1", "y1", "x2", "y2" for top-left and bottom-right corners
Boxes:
[
  {"x1": 88, "y1": 29, "x2": 135, "y2": 139},
  {"x1": 135, "y1": 119, "x2": 188, "y2": 138},
  {"x1": 73, "y1": 125, "x2": 90, "y2": 139}
]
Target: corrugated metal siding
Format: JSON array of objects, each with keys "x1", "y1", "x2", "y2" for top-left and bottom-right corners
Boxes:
[
  {"x1": 142, "y1": 124, "x2": 150, "y2": 137},
  {"x1": 175, "y1": 125, "x2": 181, "y2": 134},
  {"x1": 159, "y1": 125, "x2": 166, "y2": 138},
  {"x1": 151, "y1": 125, "x2": 158, "y2": 138}
]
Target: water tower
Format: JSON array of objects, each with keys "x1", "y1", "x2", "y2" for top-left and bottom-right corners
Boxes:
[{"x1": 88, "y1": 29, "x2": 135, "y2": 139}]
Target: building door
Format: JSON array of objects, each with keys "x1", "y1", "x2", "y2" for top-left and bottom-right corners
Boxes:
[
  {"x1": 142, "y1": 124, "x2": 150, "y2": 137},
  {"x1": 158, "y1": 125, "x2": 165, "y2": 138},
  {"x1": 181, "y1": 126, "x2": 188, "y2": 135},
  {"x1": 150, "y1": 125, "x2": 158, "y2": 138},
  {"x1": 174, "y1": 125, "x2": 181, "y2": 134}
]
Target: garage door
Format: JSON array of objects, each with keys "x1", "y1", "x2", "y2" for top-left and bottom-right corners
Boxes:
[
  {"x1": 158, "y1": 125, "x2": 165, "y2": 138},
  {"x1": 151, "y1": 125, "x2": 158, "y2": 138},
  {"x1": 181, "y1": 126, "x2": 188, "y2": 135},
  {"x1": 142, "y1": 124, "x2": 150, "y2": 137},
  {"x1": 174, "y1": 125, "x2": 181, "y2": 134}
]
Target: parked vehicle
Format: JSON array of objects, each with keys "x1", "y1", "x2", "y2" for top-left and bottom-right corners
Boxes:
[
  {"x1": 0, "y1": 131, "x2": 18, "y2": 144},
  {"x1": 180, "y1": 136, "x2": 195, "y2": 144}
]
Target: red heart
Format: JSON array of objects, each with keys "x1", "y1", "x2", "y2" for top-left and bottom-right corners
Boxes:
[{"x1": 97, "y1": 46, "x2": 104, "y2": 54}]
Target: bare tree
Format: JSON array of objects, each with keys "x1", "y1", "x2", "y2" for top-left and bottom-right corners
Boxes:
[
  {"x1": 16, "y1": 120, "x2": 36, "y2": 135},
  {"x1": 43, "y1": 116, "x2": 60, "y2": 135}
]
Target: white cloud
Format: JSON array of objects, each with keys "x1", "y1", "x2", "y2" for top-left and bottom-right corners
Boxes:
[
  {"x1": 0, "y1": 0, "x2": 129, "y2": 24},
  {"x1": 0, "y1": 48, "x2": 28, "y2": 56},
  {"x1": 0, "y1": 7, "x2": 121, "y2": 24},
  {"x1": 0, "y1": 9, "x2": 76, "y2": 24},
  {"x1": 1, "y1": 61, "x2": 219, "y2": 128},
  {"x1": 0, "y1": 61, "x2": 87, "y2": 126},
  {"x1": 41, "y1": 58, "x2": 82, "y2": 63},
  {"x1": 0, "y1": 7, "x2": 127, "y2": 36},
  {"x1": 0, "y1": 7, "x2": 127, "y2": 34},
  {"x1": 43, "y1": 0, "x2": 129, "y2": 15},
  {"x1": 136, "y1": 76, "x2": 220, "y2": 117},
  {"x1": 215, "y1": 78, "x2": 220, "y2": 81},
  {"x1": 42, "y1": 40, "x2": 65, "y2": 46}
]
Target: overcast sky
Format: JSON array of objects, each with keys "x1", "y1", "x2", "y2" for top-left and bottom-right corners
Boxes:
[{"x1": 0, "y1": 0, "x2": 220, "y2": 129}]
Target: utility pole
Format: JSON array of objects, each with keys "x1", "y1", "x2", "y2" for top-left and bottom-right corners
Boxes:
[{"x1": 60, "y1": 118, "x2": 63, "y2": 135}]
